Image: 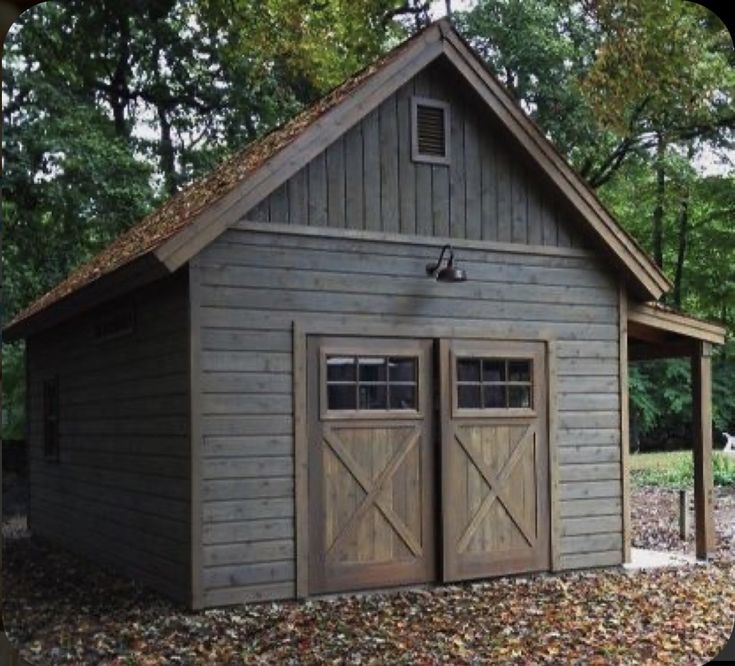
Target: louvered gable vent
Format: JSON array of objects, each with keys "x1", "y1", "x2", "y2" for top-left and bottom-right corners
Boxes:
[
  {"x1": 417, "y1": 105, "x2": 446, "y2": 155},
  {"x1": 412, "y1": 97, "x2": 450, "y2": 165}
]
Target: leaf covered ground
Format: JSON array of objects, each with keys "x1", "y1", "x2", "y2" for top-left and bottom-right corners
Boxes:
[{"x1": 2, "y1": 487, "x2": 734, "y2": 665}]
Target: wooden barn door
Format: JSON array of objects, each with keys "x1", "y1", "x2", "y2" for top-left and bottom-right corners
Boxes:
[
  {"x1": 440, "y1": 339, "x2": 550, "y2": 582},
  {"x1": 307, "y1": 337, "x2": 436, "y2": 594}
]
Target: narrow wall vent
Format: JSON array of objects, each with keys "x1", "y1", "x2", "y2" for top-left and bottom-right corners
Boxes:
[{"x1": 412, "y1": 97, "x2": 450, "y2": 165}]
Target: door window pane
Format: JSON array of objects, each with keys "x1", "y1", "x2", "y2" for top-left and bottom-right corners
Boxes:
[
  {"x1": 482, "y1": 359, "x2": 506, "y2": 382},
  {"x1": 458, "y1": 384, "x2": 482, "y2": 409},
  {"x1": 359, "y1": 384, "x2": 387, "y2": 410},
  {"x1": 508, "y1": 360, "x2": 531, "y2": 382},
  {"x1": 483, "y1": 385, "x2": 505, "y2": 408},
  {"x1": 326, "y1": 354, "x2": 418, "y2": 413},
  {"x1": 327, "y1": 357, "x2": 356, "y2": 382},
  {"x1": 456, "y1": 357, "x2": 534, "y2": 411},
  {"x1": 389, "y1": 384, "x2": 416, "y2": 410},
  {"x1": 358, "y1": 357, "x2": 387, "y2": 382},
  {"x1": 457, "y1": 358, "x2": 481, "y2": 382},
  {"x1": 389, "y1": 357, "x2": 416, "y2": 382},
  {"x1": 508, "y1": 385, "x2": 531, "y2": 408},
  {"x1": 328, "y1": 384, "x2": 356, "y2": 410}
]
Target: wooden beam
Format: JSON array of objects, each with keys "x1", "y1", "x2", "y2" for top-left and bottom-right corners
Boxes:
[
  {"x1": 691, "y1": 341, "x2": 715, "y2": 560},
  {"x1": 547, "y1": 341, "x2": 561, "y2": 571},
  {"x1": 233, "y1": 219, "x2": 593, "y2": 259},
  {"x1": 619, "y1": 286, "x2": 631, "y2": 563},
  {"x1": 627, "y1": 320, "x2": 668, "y2": 344},
  {"x1": 188, "y1": 260, "x2": 205, "y2": 609},
  {"x1": 628, "y1": 303, "x2": 726, "y2": 345},
  {"x1": 292, "y1": 322, "x2": 309, "y2": 598}
]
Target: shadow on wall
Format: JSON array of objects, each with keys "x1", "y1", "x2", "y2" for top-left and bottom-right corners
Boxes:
[{"x1": 2, "y1": 440, "x2": 29, "y2": 520}]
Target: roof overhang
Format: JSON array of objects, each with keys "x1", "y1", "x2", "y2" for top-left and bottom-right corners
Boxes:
[
  {"x1": 628, "y1": 302, "x2": 726, "y2": 361},
  {"x1": 3, "y1": 253, "x2": 169, "y2": 342},
  {"x1": 5, "y1": 19, "x2": 673, "y2": 340}
]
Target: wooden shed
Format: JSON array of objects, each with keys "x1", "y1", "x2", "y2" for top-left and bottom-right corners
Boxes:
[{"x1": 4, "y1": 20, "x2": 726, "y2": 609}]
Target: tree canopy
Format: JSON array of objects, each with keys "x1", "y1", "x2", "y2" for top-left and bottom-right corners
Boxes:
[{"x1": 2, "y1": 0, "x2": 733, "y2": 444}]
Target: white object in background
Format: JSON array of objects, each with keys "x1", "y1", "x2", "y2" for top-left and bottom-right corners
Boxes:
[{"x1": 723, "y1": 432, "x2": 735, "y2": 453}]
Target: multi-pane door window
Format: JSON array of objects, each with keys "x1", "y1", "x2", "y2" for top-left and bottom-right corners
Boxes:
[
  {"x1": 456, "y1": 358, "x2": 533, "y2": 410},
  {"x1": 43, "y1": 377, "x2": 60, "y2": 460},
  {"x1": 326, "y1": 356, "x2": 418, "y2": 412}
]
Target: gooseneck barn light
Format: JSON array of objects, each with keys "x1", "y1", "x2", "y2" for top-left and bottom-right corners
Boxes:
[{"x1": 426, "y1": 244, "x2": 468, "y2": 283}]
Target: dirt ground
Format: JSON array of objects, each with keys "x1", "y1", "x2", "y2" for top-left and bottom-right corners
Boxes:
[{"x1": 2, "y1": 480, "x2": 734, "y2": 664}]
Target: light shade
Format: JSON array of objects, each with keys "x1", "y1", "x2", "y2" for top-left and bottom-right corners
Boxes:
[
  {"x1": 436, "y1": 263, "x2": 467, "y2": 283},
  {"x1": 426, "y1": 244, "x2": 468, "y2": 283}
]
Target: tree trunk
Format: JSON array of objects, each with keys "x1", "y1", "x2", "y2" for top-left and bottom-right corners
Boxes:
[
  {"x1": 157, "y1": 105, "x2": 177, "y2": 196},
  {"x1": 110, "y1": 12, "x2": 131, "y2": 139},
  {"x1": 672, "y1": 143, "x2": 694, "y2": 309},
  {"x1": 652, "y1": 133, "x2": 666, "y2": 269}
]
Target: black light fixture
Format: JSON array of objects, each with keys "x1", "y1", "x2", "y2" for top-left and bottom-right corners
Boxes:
[{"x1": 426, "y1": 244, "x2": 468, "y2": 283}]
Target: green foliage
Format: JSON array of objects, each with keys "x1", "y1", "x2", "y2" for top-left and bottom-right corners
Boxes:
[
  {"x1": 0, "y1": 0, "x2": 426, "y2": 440},
  {"x1": 629, "y1": 351, "x2": 735, "y2": 448},
  {"x1": 455, "y1": 0, "x2": 605, "y2": 176},
  {"x1": 629, "y1": 364, "x2": 659, "y2": 435},
  {"x1": 461, "y1": 0, "x2": 734, "y2": 448},
  {"x1": 631, "y1": 451, "x2": 735, "y2": 488},
  {"x1": 1, "y1": 344, "x2": 25, "y2": 440},
  {"x1": 1, "y1": 0, "x2": 733, "y2": 450},
  {"x1": 713, "y1": 453, "x2": 735, "y2": 486}
]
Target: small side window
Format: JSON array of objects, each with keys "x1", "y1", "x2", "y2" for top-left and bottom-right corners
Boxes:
[
  {"x1": 43, "y1": 377, "x2": 60, "y2": 461},
  {"x1": 411, "y1": 96, "x2": 451, "y2": 165},
  {"x1": 456, "y1": 358, "x2": 533, "y2": 411}
]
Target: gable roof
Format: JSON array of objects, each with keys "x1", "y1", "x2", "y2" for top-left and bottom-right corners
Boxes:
[{"x1": 5, "y1": 19, "x2": 672, "y2": 341}]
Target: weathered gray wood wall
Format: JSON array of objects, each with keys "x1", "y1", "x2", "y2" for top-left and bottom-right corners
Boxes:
[
  {"x1": 191, "y1": 227, "x2": 622, "y2": 607},
  {"x1": 26, "y1": 271, "x2": 191, "y2": 603},
  {"x1": 247, "y1": 61, "x2": 585, "y2": 249}
]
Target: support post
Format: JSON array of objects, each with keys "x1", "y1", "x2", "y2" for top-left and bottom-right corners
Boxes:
[
  {"x1": 679, "y1": 490, "x2": 690, "y2": 540},
  {"x1": 691, "y1": 341, "x2": 715, "y2": 560},
  {"x1": 618, "y1": 286, "x2": 631, "y2": 563}
]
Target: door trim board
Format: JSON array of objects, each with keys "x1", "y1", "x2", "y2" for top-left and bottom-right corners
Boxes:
[{"x1": 293, "y1": 319, "x2": 560, "y2": 597}]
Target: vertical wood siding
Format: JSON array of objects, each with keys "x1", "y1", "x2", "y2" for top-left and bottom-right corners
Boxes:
[
  {"x1": 26, "y1": 271, "x2": 191, "y2": 603},
  {"x1": 248, "y1": 62, "x2": 584, "y2": 250},
  {"x1": 192, "y1": 229, "x2": 622, "y2": 607}
]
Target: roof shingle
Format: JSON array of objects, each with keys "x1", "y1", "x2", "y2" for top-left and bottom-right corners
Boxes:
[{"x1": 6, "y1": 26, "x2": 425, "y2": 333}]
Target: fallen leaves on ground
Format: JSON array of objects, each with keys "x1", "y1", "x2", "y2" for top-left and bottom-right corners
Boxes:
[
  {"x1": 2, "y1": 486, "x2": 734, "y2": 665},
  {"x1": 632, "y1": 486, "x2": 735, "y2": 558}
]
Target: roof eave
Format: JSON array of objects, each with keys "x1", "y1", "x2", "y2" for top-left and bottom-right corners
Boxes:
[
  {"x1": 439, "y1": 29, "x2": 671, "y2": 302},
  {"x1": 3, "y1": 253, "x2": 170, "y2": 342},
  {"x1": 628, "y1": 302, "x2": 727, "y2": 346}
]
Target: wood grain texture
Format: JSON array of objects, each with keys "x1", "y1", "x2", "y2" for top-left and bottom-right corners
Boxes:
[
  {"x1": 692, "y1": 342, "x2": 715, "y2": 559},
  {"x1": 619, "y1": 286, "x2": 631, "y2": 564},
  {"x1": 307, "y1": 337, "x2": 435, "y2": 594},
  {"x1": 250, "y1": 62, "x2": 583, "y2": 251},
  {"x1": 26, "y1": 271, "x2": 191, "y2": 604},
  {"x1": 192, "y1": 226, "x2": 622, "y2": 603},
  {"x1": 441, "y1": 340, "x2": 550, "y2": 582}
]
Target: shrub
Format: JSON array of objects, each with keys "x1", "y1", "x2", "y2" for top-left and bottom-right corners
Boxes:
[
  {"x1": 631, "y1": 452, "x2": 735, "y2": 488},
  {"x1": 713, "y1": 453, "x2": 735, "y2": 486}
]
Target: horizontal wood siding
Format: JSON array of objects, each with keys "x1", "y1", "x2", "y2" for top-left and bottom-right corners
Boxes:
[
  {"x1": 193, "y1": 228, "x2": 622, "y2": 607},
  {"x1": 247, "y1": 62, "x2": 585, "y2": 250},
  {"x1": 26, "y1": 271, "x2": 191, "y2": 603}
]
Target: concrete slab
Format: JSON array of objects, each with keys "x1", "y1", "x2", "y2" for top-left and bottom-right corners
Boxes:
[{"x1": 623, "y1": 547, "x2": 702, "y2": 571}]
